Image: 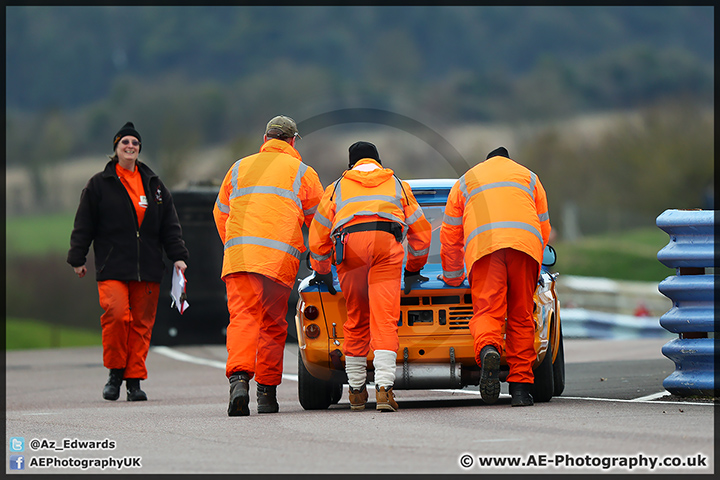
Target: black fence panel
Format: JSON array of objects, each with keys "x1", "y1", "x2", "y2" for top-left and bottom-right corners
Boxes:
[
  {"x1": 154, "y1": 186, "x2": 228, "y2": 346},
  {"x1": 153, "y1": 185, "x2": 305, "y2": 346}
]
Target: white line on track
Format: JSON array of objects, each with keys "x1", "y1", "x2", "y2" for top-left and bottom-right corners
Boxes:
[
  {"x1": 152, "y1": 346, "x2": 299, "y2": 382},
  {"x1": 152, "y1": 346, "x2": 712, "y2": 407},
  {"x1": 555, "y1": 395, "x2": 712, "y2": 406},
  {"x1": 631, "y1": 391, "x2": 671, "y2": 402},
  {"x1": 151, "y1": 346, "x2": 226, "y2": 370}
]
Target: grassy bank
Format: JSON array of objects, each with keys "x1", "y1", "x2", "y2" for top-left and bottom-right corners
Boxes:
[
  {"x1": 6, "y1": 212, "x2": 77, "y2": 256},
  {"x1": 6, "y1": 214, "x2": 675, "y2": 350},
  {"x1": 553, "y1": 227, "x2": 674, "y2": 282},
  {"x1": 6, "y1": 318, "x2": 101, "y2": 350},
  {"x1": 7, "y1": 213, "x2": 675, "y2": 281}
]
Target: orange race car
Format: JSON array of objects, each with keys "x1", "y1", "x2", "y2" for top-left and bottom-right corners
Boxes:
[{"x1": 295, "y1": 179, "x2": 564, "y2": 409}]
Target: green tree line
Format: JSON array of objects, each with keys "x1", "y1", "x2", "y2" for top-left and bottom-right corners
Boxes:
[
  {"x1": 6, "y1": 6, "x2": 713, "y2": 164},
  {"x1": 5, "y1": 6, "x2": 713, "y2": 223},
  {"x1": 6, "y1": 6, "x2": 713, "y2": 337}
]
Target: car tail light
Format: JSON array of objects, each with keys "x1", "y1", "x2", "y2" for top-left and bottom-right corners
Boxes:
[
  {"x1": 305, "y1": 323, "x2": 321, "y2": 339},
  {"x1": 304, "y1": 305, "x2": 319, "y2": 320}
]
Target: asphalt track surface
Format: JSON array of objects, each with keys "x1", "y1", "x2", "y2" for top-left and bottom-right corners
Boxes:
[{"x1": 5, "y1": 337, "x2": 715, "y2": 475}]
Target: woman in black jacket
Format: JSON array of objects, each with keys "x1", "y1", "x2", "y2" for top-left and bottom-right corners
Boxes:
[{"x1": 67, "y1": 122, "x2": 189, "y2": 402}]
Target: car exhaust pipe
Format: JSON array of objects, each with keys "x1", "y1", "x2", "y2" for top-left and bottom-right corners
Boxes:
[{"x1": 392, "y1": 363, "x2": 463, "y2": 389}]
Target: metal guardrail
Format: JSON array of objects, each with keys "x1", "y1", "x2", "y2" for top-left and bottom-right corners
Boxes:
[
  {"x1": 560, "y1": 308, "x2": 672, "y2": 340},
  {"x1": 656, "y1": 209, "x2": 715, "y2": 397}
]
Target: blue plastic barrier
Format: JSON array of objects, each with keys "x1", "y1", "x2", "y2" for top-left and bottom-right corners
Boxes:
[{"x1": 656, "y1": 209, "x2": 715, "y2": 397}]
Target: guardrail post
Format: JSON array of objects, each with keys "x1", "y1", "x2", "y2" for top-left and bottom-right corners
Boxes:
[{"x1": 656, "y1": 209, "x2": 715, "y2": 397}]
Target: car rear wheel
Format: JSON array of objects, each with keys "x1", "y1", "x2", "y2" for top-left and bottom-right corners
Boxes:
[
  {"x1": 531, "y1": 337, "x2": 555, "y2": 403},
  {"x1": 552, "y1": 324, "x2": 566, "y2": 396},
  {"x1": 330, "y1": 381, "x2": 343, "y2": 404},
  {"x1": 298, "y1": 354, "x2": 337, "y2": 410}
]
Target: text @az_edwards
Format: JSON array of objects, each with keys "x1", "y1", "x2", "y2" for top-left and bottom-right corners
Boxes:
[{"x1": 28, "y1": 438, "x2": 115, "y2": 451}]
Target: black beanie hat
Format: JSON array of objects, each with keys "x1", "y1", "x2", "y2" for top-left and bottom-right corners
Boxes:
[
  {"x1": 113, "y1": 122, "x2": 142, "y2": 152},
  {"x1": 348, "y1": 141, "x2": 381, "y2": 168},
  {"x1": 486, "y1": 146, "x2": 509, "y2": 159}
]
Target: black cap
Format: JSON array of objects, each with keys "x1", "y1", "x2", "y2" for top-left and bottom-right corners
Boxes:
[
  {"x1": 113, "y1": 122, "x2": 142, "y2": 152},
  {"x1": 486, "y1": 146, "x2": 509, "y2": 159},
  {"x1": 348, "y1": 141, "x2": 381, "y2": 168}
]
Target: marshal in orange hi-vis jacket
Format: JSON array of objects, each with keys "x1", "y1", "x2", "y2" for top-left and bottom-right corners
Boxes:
[
  {"x1": 214, "y1": 122, "x2": 323, "y2": 416},
  {"x1": 308, "y1": 141, "x2": 431, "y2": 411},
  {"x1": 440, "y1": 146, "x2": 551, "y2": 406}
]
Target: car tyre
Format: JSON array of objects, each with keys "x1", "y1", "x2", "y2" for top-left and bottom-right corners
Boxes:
[
  {"x1": 298, "y1": 354, "x2": 334, "y2": 410},
  {"x1": 552, "y1": 323, "x2": 565, "y2": 396},
  {"x1": 330, "y1": 381, "x2": 343, "y2": 405},
  {"x1": 531, "y1": 335, "x2": 554, "y2": 403}
]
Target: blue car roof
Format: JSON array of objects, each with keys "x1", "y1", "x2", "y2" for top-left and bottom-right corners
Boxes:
[{"x1": 406, "y1": 178, "x2": 457, "y2": 205}]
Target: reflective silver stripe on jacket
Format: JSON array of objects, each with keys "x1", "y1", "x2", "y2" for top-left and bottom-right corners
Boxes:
[
  {"x1": 405, "y1": 206, "x2": 425, "y2": 226},
  {"x1": 228, "y1": 157, "x2": 306, "y2": 212},
  {"x1": 538, "y1": 211, "x2": 549, "y2": 222},
  {"x1": 443, "y1": 269, "x2": 465, "y2": 279},
  {"x1": 408, "y1": 245, "x2": 430, "y2": 257},
  {"x1": 224, "y1": 236, "x2": 301, "y2": 259},
  {"x1": 458, "y1": 175, "x2": 470, "y2": 201},
  {"x1": 334, "y1": 177, "x2": 404, "y2": 211},
  {"x1": 443, "y1": 213, "x2": 462, "y2": 226},
  {"x1": 461, "y1": 172, "x2": 537, "y2": 205},
  {"x1": 465, "y1": 221, "x2": 544, "y2": 246},
  {"x1": 312, "y1": 211, "x2": 333, "y2": 230},
  {"x1": 216, "y1": 197, "x2": 230, "y2": 214},
  {"x1": 331, "y1": 176, "x2": 407, "y2": 238},
  {"x1": 310, "y1": 250, "x2": 332, "y2": 262}
]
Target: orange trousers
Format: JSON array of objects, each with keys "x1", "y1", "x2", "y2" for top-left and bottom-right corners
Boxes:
[
  {"x1": 224, "y1": 272, "x2": 291, "y2": 385},
  {"x1": 337, "y1": 230, "x2": 405, "y2": 357},
  {"x1": 469, "y1": 248, "x2": 539, "y2": 384},
  {"x1": 97, "y1": 280, "x2": 160, "y2": 380}
]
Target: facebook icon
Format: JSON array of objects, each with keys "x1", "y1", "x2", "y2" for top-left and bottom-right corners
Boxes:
[{"x1": 10, "y1": 455, "x2": 24, "y2": 470}]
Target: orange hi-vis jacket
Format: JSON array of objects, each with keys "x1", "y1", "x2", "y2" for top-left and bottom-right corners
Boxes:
[
  {"x1": 213, "y1": 139, "x2": 323, "y2": 288},
  {"x1": 309, "y1": 159, "x2": 431, "y2": 274},
  {"x1": 440, "y1": 155, "x2": 551, "y2": 286}
]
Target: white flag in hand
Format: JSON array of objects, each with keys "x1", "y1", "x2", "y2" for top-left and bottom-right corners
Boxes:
[{"x1": 170, "y1": 266, "x2": 189, "y2": 314}]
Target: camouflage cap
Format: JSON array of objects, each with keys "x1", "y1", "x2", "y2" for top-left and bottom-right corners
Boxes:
[{"x1": 265, "y1": 115, "x2": 301, "y2": 139}]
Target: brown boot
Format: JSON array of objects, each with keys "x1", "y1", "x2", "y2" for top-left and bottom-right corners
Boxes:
[
  {"x1": 375, "y1": 385, "x2": 398, "y2": 412},
  {"x1": 348, "y1": 385, "x2": 368, "y2": 411}
]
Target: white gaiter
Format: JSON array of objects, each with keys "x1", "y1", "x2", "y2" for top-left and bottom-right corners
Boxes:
[
  {"x1": 345, "y1": 356, "x2": 367, "y2": 389},
  {"x1": 373, "y1": 350, "x2": 397, "y2": 388}
]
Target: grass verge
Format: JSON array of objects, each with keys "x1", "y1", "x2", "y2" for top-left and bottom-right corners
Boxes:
[
  {"x1": 6, "y1": 318, "x2": 101, "y2": 350},
  {"x1": 553, "y1": 227, "x2": 675, "y2": 282},
  {"x1": 6, "y1": 212, "x2": 77, "y2": 256}
]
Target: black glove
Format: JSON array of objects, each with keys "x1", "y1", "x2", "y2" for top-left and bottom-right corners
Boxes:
[
  {"x1": 310, "y1": 271, "x2": 336, "y2": 295},
  {"x1": 403, "y1": 269, "x2": 429, "y2": 294}
]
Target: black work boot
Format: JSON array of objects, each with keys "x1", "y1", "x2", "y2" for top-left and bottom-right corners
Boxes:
[
  {"x1": 228, "y1": 372, "x2": 250, "y2": 417},
  {"x1": 126, "y1": 378, "x2": 147, "y2": 401},
  {"x1": 102, "y1": 369, "x2": 124, "y2": 401},
  {"x1": 256, "y1": 383, "x2": 279, "y2": 414},
  {"x1": 479, "y1": 345, "x2": 501, "y2": 404},
  {"x1": 509, "y1": 382, "x2": 534, "y2": 407}
]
